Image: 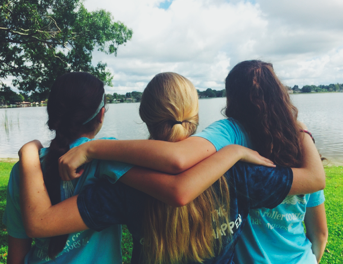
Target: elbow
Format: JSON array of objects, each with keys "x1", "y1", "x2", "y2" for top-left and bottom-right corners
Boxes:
[
  {"x1": 320, "y1": 181, "x2": 326, "y2": 191},
  {"x1": 168, "y1": 156, "x2": 189, "y2": 174},
  {"x1": 323, "y1": 230, "x2": 329, "y2": 242},
  {"x1": 24, "y1": 225, "x2": 38, "y2": 238},
  {"x1": 314, "y1": 229, "x2": 328, "y2": 246},
  {"x1": 24, "y1": 220, "x2": 44, "y2": 238},
  {"x1": 171, "y1": 196, "x2": 191, "y2": 207},
  {"x1": 320, "y1": 227, "x2": 329, "y2": 242},
  {"x1": 164, "y1": 187, "x2": 194, "y2": 207},
  {"x1": 318, "y1": 172, "x2": 326, "y2": 191}
]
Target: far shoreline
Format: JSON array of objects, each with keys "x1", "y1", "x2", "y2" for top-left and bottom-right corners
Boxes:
[{"x1": 0, "y1": 158, "x2": 19, "y2": 163}]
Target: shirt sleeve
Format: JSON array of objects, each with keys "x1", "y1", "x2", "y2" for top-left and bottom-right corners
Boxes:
[
  {"x1": 193, "y1": 119, "x2": 236, "y2": 150},
  {"x1": 193, "y1": 119, "x2": 251, "y2": 150},
  {"x1": 306, "y1": 190, "x2": 325, "y2": 207},
  {"x1": 233, "y1": 162, "x2": 293, "y2": 209},
  {"x1": 77, "y1": 178, "x2": 128, "y2": 231},
  {"x1": 2, "y1": 163, "x2": 30, "y2": 239},
  {"x1": 97, "y1": 160, "x2": 133, "y2": 184}
]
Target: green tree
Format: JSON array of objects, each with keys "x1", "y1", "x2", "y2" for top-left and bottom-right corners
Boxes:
[
  {"x1": 0, "y1": 0, "x2": 133, "y2": 98},
  {"x1": 29, "y1": 92, "x2": 43, "y2": 102},
  {"x1": 215, "y1": 90, "x2": 225, "y2": 97},
  {"x1": 204, "y1": 88, "x2": 216, "y2": 98},
  {"x1": 131, "y1": 91, "x2": 142, "y2": 102},
  {"x1": 106, "y1": 94, "x2": 114, "y2": 103},
  {"x1": 0, "y1": 86, "x2": 24, "y2": 103},
  {"x1": 301, "y1": 85, "x2": 312, "y2": 93}
]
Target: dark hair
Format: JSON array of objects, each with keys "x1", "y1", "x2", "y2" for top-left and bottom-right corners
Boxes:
[
  {"x1": 225, "y1": 60, "x2": 302, "y2": 167},
  {"x1": 45, "y1": 72, "x2": 104, "y2": 258}
]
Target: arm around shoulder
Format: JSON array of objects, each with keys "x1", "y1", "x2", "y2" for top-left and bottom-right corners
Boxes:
[
  {"x1": 289, "y1": 128, "x2": 325, "y2": 195},
  {"x1": 19, "y1": 141, "x2": 88, "y2": 238},
  {"x1": 59, "y1": 137, "x2": 216, "y2": 181}
]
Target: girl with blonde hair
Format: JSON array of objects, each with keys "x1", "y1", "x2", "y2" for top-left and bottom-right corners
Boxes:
[{"x1": 19, "y1": 72, "x2": 324, "y2": 264}]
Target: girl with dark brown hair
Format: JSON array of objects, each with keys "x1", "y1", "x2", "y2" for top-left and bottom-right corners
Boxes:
[
  {"x1": 224, "y1": 60, "x2": 327, "y2": 264},
  {"x1": 3, "y1": 72, "x2": 134, "y2": 263}
]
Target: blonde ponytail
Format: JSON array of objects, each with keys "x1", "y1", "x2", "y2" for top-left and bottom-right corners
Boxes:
[{"x1": 139, "y1": 72, "x2": 231, "y2": 264}]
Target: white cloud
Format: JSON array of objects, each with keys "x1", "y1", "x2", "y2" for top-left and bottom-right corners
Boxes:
[{"x1": 84, "y1": 0, "x2": 343, "y2": 93}]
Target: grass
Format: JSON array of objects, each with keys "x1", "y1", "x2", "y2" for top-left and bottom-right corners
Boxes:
[
  {"x1": 0, "y1": 162, "x2": 341, "y2": 263},
  {"x1": 321, "y1": 166, "x2": 343, "y2": 264}
]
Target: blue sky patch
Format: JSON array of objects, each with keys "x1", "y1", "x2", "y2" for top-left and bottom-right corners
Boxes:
[{"x1": 159, "y1": 0, "x2": 173, "y2": 10}]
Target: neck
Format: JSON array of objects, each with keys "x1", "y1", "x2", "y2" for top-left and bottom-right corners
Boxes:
[{"x1": 79, "y1": 131, "x2": 97, "y2": 139}]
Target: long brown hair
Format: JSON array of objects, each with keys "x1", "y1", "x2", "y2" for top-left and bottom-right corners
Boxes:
[
  {"x1": 225, "y1": 60, "x2": 302, "y2": 167},
  {"x1": 140, "y1": 72, "x2": 230, "y2": 264}
]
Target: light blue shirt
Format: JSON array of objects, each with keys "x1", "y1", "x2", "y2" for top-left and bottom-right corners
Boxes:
[
  {"x1": 3, "y1": 137, "x2": 133, "y2": 264},
  {"x1": 194, "y1": 119, "x2": 325, "y2": 264}
]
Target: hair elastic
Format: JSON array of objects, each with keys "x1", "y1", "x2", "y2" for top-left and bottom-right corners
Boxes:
[
  {"x1": 82, "y1": 94, "x2": 105, "y2": 125},
  {"x1": 171, "y1": 120, "x2": 183, "y2": 126}
]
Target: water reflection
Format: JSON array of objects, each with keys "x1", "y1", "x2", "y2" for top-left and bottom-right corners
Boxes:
[{"x1": 1, "y1": 93, "x2": 343, "y2": 165}]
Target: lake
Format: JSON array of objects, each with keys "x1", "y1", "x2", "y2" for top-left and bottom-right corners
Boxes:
[{"x1": 1, "y1": 93, "x2": 343, "y2": 165}]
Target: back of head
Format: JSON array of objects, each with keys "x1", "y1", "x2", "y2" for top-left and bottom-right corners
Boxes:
[
  {"x1": 45, "y1": 72, "x2": 104, "y2": 258},
  {"x1": 225, "y1": 60, "x2": 302, "y2": 167},
  {"x1": 140, "y1": 72, "x2": 230, "y2": 264},
  {"x1": 139, "y1": 72, "x2": 199, "y2": 142}
]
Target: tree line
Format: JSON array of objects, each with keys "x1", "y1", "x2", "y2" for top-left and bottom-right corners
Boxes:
[
  {"x1": 289, "y1": 84, "x2": 343, "y2": 93},
  {"x1": 2, "y1": 83, "x2": 343, "y2": 106}
]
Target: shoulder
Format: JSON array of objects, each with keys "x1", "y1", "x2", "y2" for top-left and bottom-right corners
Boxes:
[
  {"x1": 194, "y1": 119, "x2": 249, "y2": 150},
  {"x1": 227, "y1": 162, "x2": 293, "y2": 209}
]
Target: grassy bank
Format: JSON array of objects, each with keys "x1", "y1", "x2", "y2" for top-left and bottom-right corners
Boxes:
[{"x1": 0, "y1": 162, "x2": 341, "y2": 263}]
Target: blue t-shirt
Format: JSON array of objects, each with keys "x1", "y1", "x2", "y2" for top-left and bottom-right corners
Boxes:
[
  {"x1": 2, "y1": 137, "x2": 133, "y2": 264},
  {"x1": 194, "y1": 119, "x2": 325, "y2": 264},
  {"x1": 77, "y1": 162, "x2": 293, "y2": 264}
]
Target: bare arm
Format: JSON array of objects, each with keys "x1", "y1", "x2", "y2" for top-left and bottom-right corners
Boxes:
[
  {"x1": 7, "y1": 236, "x2": 32, "y2": 264},
  {"x1": 289, "y1": 126, "x2": 325, "y2": 195},
  {"x1": 120, "y1": 145, "x2": 275, "y2": 206},
  {"x1": 19, "y1": 142, "x2": 274, "y2": 237},
  {"x1": 60, "y1": 131, "x2": 325, "y2": 195},
  {"x1": 304, "y1": 204, "x2": 328, "y2": 263},
  {"x1": 59, "y1": 137, "x2": 216, "y2": 179},
  {"x1": 19, "y1": 141, "x2": 87, "y2": 238}
]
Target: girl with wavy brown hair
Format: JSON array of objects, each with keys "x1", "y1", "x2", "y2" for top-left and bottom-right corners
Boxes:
[
  {"x1": 19, "y1": 69, "x2": 325, "y2": 264},
  {"x1": 224, "y1": 60, "x2": 327, "y2": 264}
]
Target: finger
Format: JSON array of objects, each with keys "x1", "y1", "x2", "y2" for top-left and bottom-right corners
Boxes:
[
  {"x1": 262, "y1": 157, "x2": 274, "y2": 164},
  {"x1": 59, "y1": 157, "x2": 72, "y2": 181},
  {"x1": 263, "y1": 159, "x2": 276, "y2": 167},
  {"x1": 75, "y1": 169, "x2": 84, "y2": 178}
]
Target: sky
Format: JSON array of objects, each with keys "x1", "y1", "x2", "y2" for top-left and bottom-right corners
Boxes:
[{"x1": 84, "y1": 0, "x2": 343, "y2": 94}]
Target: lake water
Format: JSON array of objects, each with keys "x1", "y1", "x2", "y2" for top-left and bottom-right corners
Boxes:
[{"x1": 1, "y1": 93, "x2": 343, "y2": 165}]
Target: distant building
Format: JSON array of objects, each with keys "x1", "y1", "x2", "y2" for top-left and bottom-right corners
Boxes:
[{"x1": 16, "y1": 101, "x2": 32, "y2": 107}]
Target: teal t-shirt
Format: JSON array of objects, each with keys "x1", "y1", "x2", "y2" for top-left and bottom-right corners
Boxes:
[
  {"x1": 2, "y1": 137, "x2": 133, "y2": 264},
  {"x1": 194, "y1": 118, "x2": 325, "y2": 264}
]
